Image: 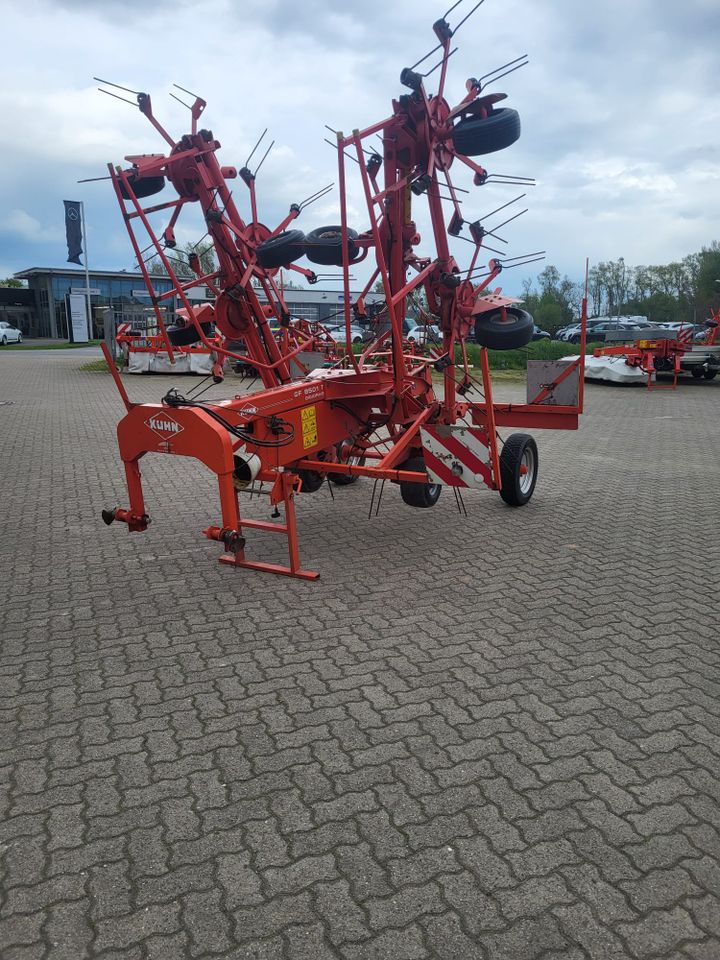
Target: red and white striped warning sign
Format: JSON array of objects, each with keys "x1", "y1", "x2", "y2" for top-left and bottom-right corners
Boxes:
[
  {"x1": 420, "y1": 424, "x2": 493, "y2": 489},
  {"x1": 676, "y1": 325, "x2": 693, "y2": 344}
]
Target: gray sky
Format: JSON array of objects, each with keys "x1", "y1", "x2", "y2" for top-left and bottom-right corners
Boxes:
[{"x1": 1, "y1": 0, "x2": 718, "y2": 296}]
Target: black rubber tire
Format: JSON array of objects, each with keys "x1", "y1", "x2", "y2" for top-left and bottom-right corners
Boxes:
[
  {"x1": 305, "y1": 226, "x2": 359, "y2": 266},
  {"x1": 297, "y1": 469, "x2": 325, "y2": 493},
  {"x1": 703, "y1": 368, "x2": 717, "y2": 380},
  {"x1": 474, "y1": 307, "x2": 534, "y2": 350},
  {"x1": 256, "y1": 230, "x2": 306, "y2": 269},
  {"x1": 1, "y1": 336, "x2": 6, "y2": 346},
  {"x1": 451, "y1": 108, "x2": 521, "y2": 157},
  {"x1": 166, "y1": 321, "x2": 214, "y2": 346},
  {"x1": 499, "y1": 434, "x2": 538, "y2": 507},
  {"x1": 119, "y1": 173, "x2": 166, "y2": 200},
  {"x1": 691, "y1": 367, "x2": 704, "y2": 379},
  {"x1": 329, "y1": 473, "x2": 356, "y2": 486},
  {"x1": 399, "y1": 456, "x2": 442, "y2": 508},
  {"x1": 17, "y1": 334, "x2": 22, "y2": 343}
]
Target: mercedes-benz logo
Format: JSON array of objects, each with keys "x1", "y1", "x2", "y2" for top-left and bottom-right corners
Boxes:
[{"x1": 67, "y1": 208, "x2": 79, "y2": 220}]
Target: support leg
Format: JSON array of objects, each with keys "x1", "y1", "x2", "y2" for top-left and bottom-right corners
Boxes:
[{"x1": 213, "y1": 472, "x2": 319, "y2": 580}]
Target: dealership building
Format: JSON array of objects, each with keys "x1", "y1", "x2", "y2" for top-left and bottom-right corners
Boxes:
[{"x1": 11, "y1": 267, "x2": 384, "y2": 340}]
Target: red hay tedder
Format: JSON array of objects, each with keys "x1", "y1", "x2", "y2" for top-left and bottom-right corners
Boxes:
[{"x1": 98, "y1": 2, "x2": 587, "y2": 580}]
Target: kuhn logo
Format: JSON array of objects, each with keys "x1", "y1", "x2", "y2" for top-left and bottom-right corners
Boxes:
[{"x1": 146, "y1": 414, "x2": 184, "y2": 439}]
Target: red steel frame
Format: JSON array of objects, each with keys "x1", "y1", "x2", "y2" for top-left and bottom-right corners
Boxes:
[{"x1": 101, "y1": 7, "x2": 587, "y2": 580}]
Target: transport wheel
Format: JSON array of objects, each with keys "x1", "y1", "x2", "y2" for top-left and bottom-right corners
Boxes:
[
  {"x1": 499, "y1": 434, "x2": 538, "y2": 507},
  {"x1": 1, "y1": 336, "x2": 6, "y2": 345},
  {"x1": 704, "y1": 368, "x2": 717, "y2": 380},
  {"x1": 17, "y1": 334, "x2": 22, "y2": 343},
  {"x1": 256, "y1": 230, "x2": 306, "y2": 269},
  {"x1": 691, "y1": 367, "x2": 704, "y2": 379},
  {"x1": 304, "y1": 225, "x2": 359, "y2": 266},
  {"x1": 451, "y1": 108, "x2": 521, "y2": 157},
  {"x1": 166, "y1": 321, "x2": 214, "y2": 346},
  {"x1": 474, "y1": 307, "x2": 534, "y2": 350},
  {"x1": 297, "y1": 469, "x2": 325, "y2": 492},
  {"x1": 119, "y1": 173, "x2": 166, "y2": 200},
  {"x1": 399, "y1": 456, "x2": 442, "y2": 508}
]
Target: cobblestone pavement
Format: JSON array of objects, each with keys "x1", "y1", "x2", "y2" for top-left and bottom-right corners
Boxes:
[{"x1": 1, "y1": 351, "x2": 719, "y2": 960}]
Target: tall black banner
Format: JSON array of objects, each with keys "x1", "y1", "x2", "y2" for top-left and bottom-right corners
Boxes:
[{"x1": 64, "y1": 200, "x2": 83, "y2": 265}]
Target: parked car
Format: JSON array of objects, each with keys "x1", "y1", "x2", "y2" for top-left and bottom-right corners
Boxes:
[
  {"x1": 557, "y1": 320, "x2": 605, "y2": 342},
  {"x1": 323, "y1": 323, "x2": 371, "y2": 344},
  {"x1": 566, "y1": 320, "x2": 660, "y2": 344},
  {"x1": 532, "y1": 325, "x2": 551, "y2": 341},
  {"x1": 658, "y1": 322, "x2": 694, "y2": 332},
  {"x1": 406, "y1": 324, "x2": 442, "y2": 345},
  {"x1": 402, "y1": 318, "x2": 418, "y2": 336},
  {"x1": 0, "y1": 321, "x2": 22, "y2": 344}
]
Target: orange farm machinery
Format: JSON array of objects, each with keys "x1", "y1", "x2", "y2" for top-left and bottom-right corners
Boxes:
[
  {"x1": 99, "y1": 2, "x2": 587, "y2": 580},
  {"x1": 591, "y1": 312, "x2": 720, "y2": 389}
]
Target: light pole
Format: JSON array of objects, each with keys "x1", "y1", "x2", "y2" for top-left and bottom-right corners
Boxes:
[{"x1": 617, "y1": 256, "x2": 625, "y2": 321}]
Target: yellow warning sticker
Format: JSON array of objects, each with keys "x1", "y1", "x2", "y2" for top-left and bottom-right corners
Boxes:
[{"x1": 301, "y1": 405, "x2": 318, "y2": 449}]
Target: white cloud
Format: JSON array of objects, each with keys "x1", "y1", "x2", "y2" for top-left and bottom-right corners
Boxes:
[
  {"x1": 0, "y1": 209, "x2": 63, "y2": 244},
  {"x1": 0, "y1": 0, "x2": 719, "y2": 291}
]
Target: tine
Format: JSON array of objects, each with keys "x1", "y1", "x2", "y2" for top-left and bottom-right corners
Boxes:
[
  {"x1": 173, "y1": 82, "x2": 201, "y2": 99},
  {"x1": 98, "y1": 88, "x2": 137, "y2": 107},
  {"x1": 244, "y1": 128, "x2": 267, "y2": 168},
  {"x1": 94, "y1": 77, "x2": 140, "y2": 95}
]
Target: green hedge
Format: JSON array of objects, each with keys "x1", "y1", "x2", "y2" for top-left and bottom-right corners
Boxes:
[{"x1": 466, "y1": 339, "x2": 601, "y2": 370}]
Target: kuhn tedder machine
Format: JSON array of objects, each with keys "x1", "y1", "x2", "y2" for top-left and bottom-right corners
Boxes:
[
  {"x1": 590, "y1": 312, "x2": 720, "y2": 389},
  {"x1": 99, "y1": 1, "x2": 587, "y2": 580}
]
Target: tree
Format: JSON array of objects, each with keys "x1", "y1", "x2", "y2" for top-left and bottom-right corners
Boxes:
[
  {"x1": 147, "y1": 240, "x2": 217, "y2": 277},
  {"x1": 0, "y1": 277, "x2": 24, "y2": 288},
  {"x1": 696, "y1": 243, "x2": 720, "y2": 308}
]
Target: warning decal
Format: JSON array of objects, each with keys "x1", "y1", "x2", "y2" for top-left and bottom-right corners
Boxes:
[{"x1": 301, "y1": 405, "x2": 318, "y2": 449}]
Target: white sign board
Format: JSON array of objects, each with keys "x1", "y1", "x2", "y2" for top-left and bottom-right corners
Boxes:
[{"x1": 67, "y1": 293, "x2": 89, "y2": 343}]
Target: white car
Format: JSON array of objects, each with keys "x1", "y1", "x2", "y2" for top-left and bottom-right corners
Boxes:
[
  {"x1": 322, "y1": 323, "x2": 370, "y2": 345},
  {"x1": 0, "y1": 321, "x2": 22, "y2": 344},
  {"x1": 407, "y1": 324, "x2": 442, "y2": 345}
]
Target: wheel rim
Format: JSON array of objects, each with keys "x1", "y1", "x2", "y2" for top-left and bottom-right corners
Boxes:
[{"x1": 519, "y1": 446, "x2": 536, "y2": 495}]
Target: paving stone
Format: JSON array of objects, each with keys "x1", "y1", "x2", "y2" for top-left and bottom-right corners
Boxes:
[
  {"x1": 617, "y1": 906, "x2": 705, "y2": 958},
  {"x1": 2, "y1": 354, "x2": 720, "y2": 959}
]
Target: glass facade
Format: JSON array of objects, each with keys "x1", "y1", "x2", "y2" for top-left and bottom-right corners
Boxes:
[
  {"x1": 15, "y1": 268, "x2": 383, "y2": 339},
  {"x1": 48, "y1": 274, "x2": 176, "y2": 338}
]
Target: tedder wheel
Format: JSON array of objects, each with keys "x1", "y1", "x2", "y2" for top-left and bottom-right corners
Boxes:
[
  {"x1": 691, "y1": 367, "x2": 704, "y2": 379},
  {"x1": 451, "y1": 108, "x2": 521, "y2": 157},
  {"x1": 166, "y1": 321, "x2": 214, "y2": 346},
  {"x1": 304, "y1": 226, "x2": 359, "y2": 266},
  {"x1": 399, "y1": 456, "x2": 442, "y2": 508},
  {"x1": 119, "y1": 173, "x2": 166, "y2": 200},
  {"x1": 704, "y1": 368, "x2": 718, "y2": 380},
  {"x1": 499, "y1": 434, "x2": 538, "y2": 507},
  {"x1": 256, "y1": 230, "x2": 306, "y2": 269},
  {"x1": 297, "y1": 469, "x2": 325, "y2": 493},
  {"x1": 474, "y1": 307, "x2": 534, "y2": 350}
]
